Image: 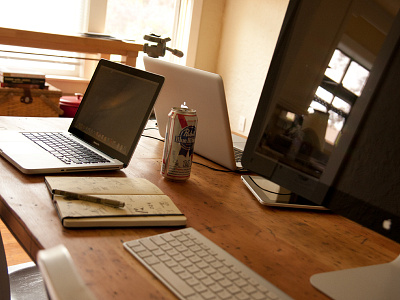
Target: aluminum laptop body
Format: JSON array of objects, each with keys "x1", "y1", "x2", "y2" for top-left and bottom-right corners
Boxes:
[
  {"x1": 143, "y1": 56, "x2": 245, "y2": 170},
  {"x1": 0, "y1": 59, "x2": 164, "y2": 174}
]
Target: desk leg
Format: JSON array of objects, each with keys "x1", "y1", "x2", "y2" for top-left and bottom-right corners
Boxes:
[
  {"x1": 125, "y1": 51, "x2": 139, "y2": 67},
  {"x1": 100, "y1": 53, "x2": 111, "y2": 60}
]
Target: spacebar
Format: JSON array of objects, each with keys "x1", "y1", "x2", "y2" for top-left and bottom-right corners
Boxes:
[{"x1": 151, "y1": 262, "x2": 195, "y2": 298}]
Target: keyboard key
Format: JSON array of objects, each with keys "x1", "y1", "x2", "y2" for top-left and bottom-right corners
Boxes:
[
  {"x1": 141, "y1": 239, "x2": 158, "y2": 251},
  {"x1": 234, "y1": 147, "x2": 243, "y2": 162}
]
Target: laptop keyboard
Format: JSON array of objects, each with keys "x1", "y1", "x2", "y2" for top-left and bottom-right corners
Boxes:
[
  {"x1": 22, "y1": 132, "x2": 110, "y2": 165},
  {"x1": 124, "y1": 228, "x2": 293, "y2": 300},
  {"x1": 234, "y1": 147, "x2": 243, "y2": 162}
]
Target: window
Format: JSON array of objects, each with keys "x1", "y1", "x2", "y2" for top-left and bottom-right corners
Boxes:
[
  {"x1": 104, "y1": 0, "x2": 199, "y2": 67},
  {"x1": 0, "y1": 0, "x2": 87, "y2": 77},
  {"x1": 0, "y1": 0, "x2": 192, "y2": 77},
  {"x1": 104, "y1": 0, "x2": 177, "y2": 68},
  {"x1": 309, "y1": 49, "x2": 370, "y2": 144},
  {"x1": 0, "y1": 0, "x2": 86, "y2": 34},
  {"x1": 0, "y1": 45, "x2": 84, "y2": 77},
  {"x1": 105, "y1": 0, "x2": 176, "y2": 41}
]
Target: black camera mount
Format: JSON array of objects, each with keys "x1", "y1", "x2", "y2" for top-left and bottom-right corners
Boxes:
[{"x1": 143, "y1": 34, "x2": 184, "y2": 58}]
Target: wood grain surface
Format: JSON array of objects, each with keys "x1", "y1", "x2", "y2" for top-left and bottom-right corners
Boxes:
[{"x1": 1, "y1": 116, "x2": 399, "y2": 299}]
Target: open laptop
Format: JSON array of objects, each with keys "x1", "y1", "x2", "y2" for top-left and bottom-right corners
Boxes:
[
  {"x1": 143, "y1": 56, "x2": 246, "y2": 170},
  {"x1": 0, "y1": 59, "x2": 164, "y2": 174}
]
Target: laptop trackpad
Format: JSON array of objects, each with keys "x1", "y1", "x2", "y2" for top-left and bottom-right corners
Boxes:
[{"x1": 0, "y1": 141, "x2": 60, "y2": 166}]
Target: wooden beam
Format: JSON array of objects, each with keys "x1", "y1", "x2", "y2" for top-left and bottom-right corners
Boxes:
[{"x1": 0, "y1": 27, "x2": 143, "y2": 67}]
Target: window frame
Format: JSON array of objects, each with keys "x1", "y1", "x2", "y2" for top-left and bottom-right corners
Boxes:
[
  {"x1": 313, "y1": 49, "x2": 370, "y2": 120},
  {"x1": 0, "y1": 0, "x2": 201, "y2": 78}
]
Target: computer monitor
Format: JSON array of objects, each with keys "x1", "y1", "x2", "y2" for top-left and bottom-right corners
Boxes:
[{"x1": 241, "y1": 0, "x2": 400, "y2": 298}]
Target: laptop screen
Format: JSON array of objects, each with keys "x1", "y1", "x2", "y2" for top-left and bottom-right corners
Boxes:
[{"x1": 69, "y1": 59, "x2": 164, "y2": 166}]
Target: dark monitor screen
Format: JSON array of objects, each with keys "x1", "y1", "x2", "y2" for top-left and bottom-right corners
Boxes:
[
  {"x1": 242, "y1": 0, "x2": 400, "y2": 242},
  {"x1": 69, "y1": 59, "x2": 164, "y2": 166},
  {"x1": 242, "y1": 0, "x2": 400, "y2": 297}
]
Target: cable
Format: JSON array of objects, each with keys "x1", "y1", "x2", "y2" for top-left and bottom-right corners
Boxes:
[
  {"x1": 141, "y1": 135, "x2": 164, "y2": 142},
  {"x1": 141, "y1": 133, "x2": 240, "y2": 172},
  {"x1": 192, "y1": 161, "x2": 236, "y2": 172},
  {"x1": 248, "y1": 175, "x2": 292, "y2": 196},
  {"x1": 143, "y1": 127, "x2": 159, "y2": 131},
  {"x1": 141, "y1": 132, "x2": 291, "y2": 196},
  {"x1": 0, "y1": 49, "x2": 99, "y2": 62}
]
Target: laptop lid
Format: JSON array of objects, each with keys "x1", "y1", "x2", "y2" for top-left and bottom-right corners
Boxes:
[
  {"x1": 143, "y1": 56, "x2": 238, "y2": 170},
  {"x1": 68, "y1": 59, "x2": 165, "y2": 167}
]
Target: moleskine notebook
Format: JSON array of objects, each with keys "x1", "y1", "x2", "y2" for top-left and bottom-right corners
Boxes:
[{"x1": 45, "y1": 176, "x2": 186, "y2": 228}]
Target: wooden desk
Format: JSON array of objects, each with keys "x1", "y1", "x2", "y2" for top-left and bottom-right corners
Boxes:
[
  {"x1": 0, "y1": 27, "x2": 143, "y2": 66},
  {"x1": 0, "y1": 116, "x2": 399, "y2": 299}
]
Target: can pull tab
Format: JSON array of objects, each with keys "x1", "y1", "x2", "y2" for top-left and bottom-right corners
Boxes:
[{"x1": 180, "y1": 102, "x2": 188, "y2": 109}]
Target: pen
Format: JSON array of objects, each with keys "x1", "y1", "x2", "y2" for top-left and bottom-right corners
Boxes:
[{"x1": 53, "y1": 189, "x2": 125, "y2": 208}]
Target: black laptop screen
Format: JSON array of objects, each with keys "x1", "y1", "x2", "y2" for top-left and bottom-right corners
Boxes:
[{"x1": 69, "y1": 60, "x2": 164, "y2": 165}]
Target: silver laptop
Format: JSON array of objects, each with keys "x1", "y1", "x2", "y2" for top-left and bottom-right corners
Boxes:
[
  {"x1": 143, "y1": 56, "x2": 246, "y2": 170},
  {"x1": 0, "y1": 59, "x2": 164, "y2": 174}
]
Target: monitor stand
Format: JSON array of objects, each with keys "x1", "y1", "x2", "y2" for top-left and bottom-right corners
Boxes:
[{"x1": 310, "y1": 254, "x2": 400, "y2": 300}]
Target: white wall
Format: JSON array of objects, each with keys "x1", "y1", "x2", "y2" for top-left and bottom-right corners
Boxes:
[
  {"x1": 193, "y1": 0, "x2": 225, "y2": 72},
  {"x1": 194, "y1": 0, "x2": 288, "y2": 136}
]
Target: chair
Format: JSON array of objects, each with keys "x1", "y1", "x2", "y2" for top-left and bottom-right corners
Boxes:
[
  {"x1": 37, "y1": 244, "x2": 96, "y2": 300},
  {"x1": 1, "y1": 231, "x2": 96, "y2": 300},
  {"x1": 0, "y1": 231, "x2": 47, "y2": 300}
]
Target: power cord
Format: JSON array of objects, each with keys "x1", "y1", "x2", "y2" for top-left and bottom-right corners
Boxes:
[
  {"x1": 141, "y1": 135, "x2": 164, "y2": 142},
  {"x1": 247, "y1": 175, "x2": 292, "y2": 196},
  {"x1": 141, "y1": 130, "x2": 293, "y2": 197},
  {"x1": 141, "y1": 131, "x2": 240, "y2": 173},
  {"x1": 192, "y1": 161, "x2": 236, "y2": 173}
]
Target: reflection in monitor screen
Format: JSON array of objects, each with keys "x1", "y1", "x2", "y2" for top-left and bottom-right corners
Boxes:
[{"x1": 242, "y1": 0, "x2": 400, "y2": 298}]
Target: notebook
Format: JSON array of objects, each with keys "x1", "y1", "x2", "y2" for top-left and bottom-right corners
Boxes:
[
  {"x1": 0, "y1": 59, "x2": 164, "y2": 174},
  {"x1": 143, "y1": 56, "x2": 246, "y2": 170},
  {"x1": 45, "y1": 176, "x2": 186, "y2": 228}
]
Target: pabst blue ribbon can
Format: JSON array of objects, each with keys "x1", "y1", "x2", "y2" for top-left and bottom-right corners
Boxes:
[{"x1": 161, "y1": 107, "x2": 197, "y2": 180}]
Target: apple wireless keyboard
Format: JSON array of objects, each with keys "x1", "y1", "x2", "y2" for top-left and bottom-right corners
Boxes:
[{"x1": 123, "y1": 227, "x2": 293, "y2": 300}]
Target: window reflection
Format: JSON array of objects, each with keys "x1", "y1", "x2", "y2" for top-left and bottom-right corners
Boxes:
[{"x1": 255, "y1": 0, "x2": 398, "y2": 180}]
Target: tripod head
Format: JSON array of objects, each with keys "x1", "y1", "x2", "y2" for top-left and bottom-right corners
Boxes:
[{"x1": 143, "y1": 34, "x2": 184, "y2": 58}]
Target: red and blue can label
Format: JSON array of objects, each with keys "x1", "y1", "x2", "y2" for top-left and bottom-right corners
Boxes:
[{"x1": 161, "y1": 107, "x2": 197, "y2": 180}]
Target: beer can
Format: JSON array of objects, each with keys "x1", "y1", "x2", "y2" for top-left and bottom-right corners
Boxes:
[{"x1": 161, "y1": 107, "x2": 197, "y2": 180}]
